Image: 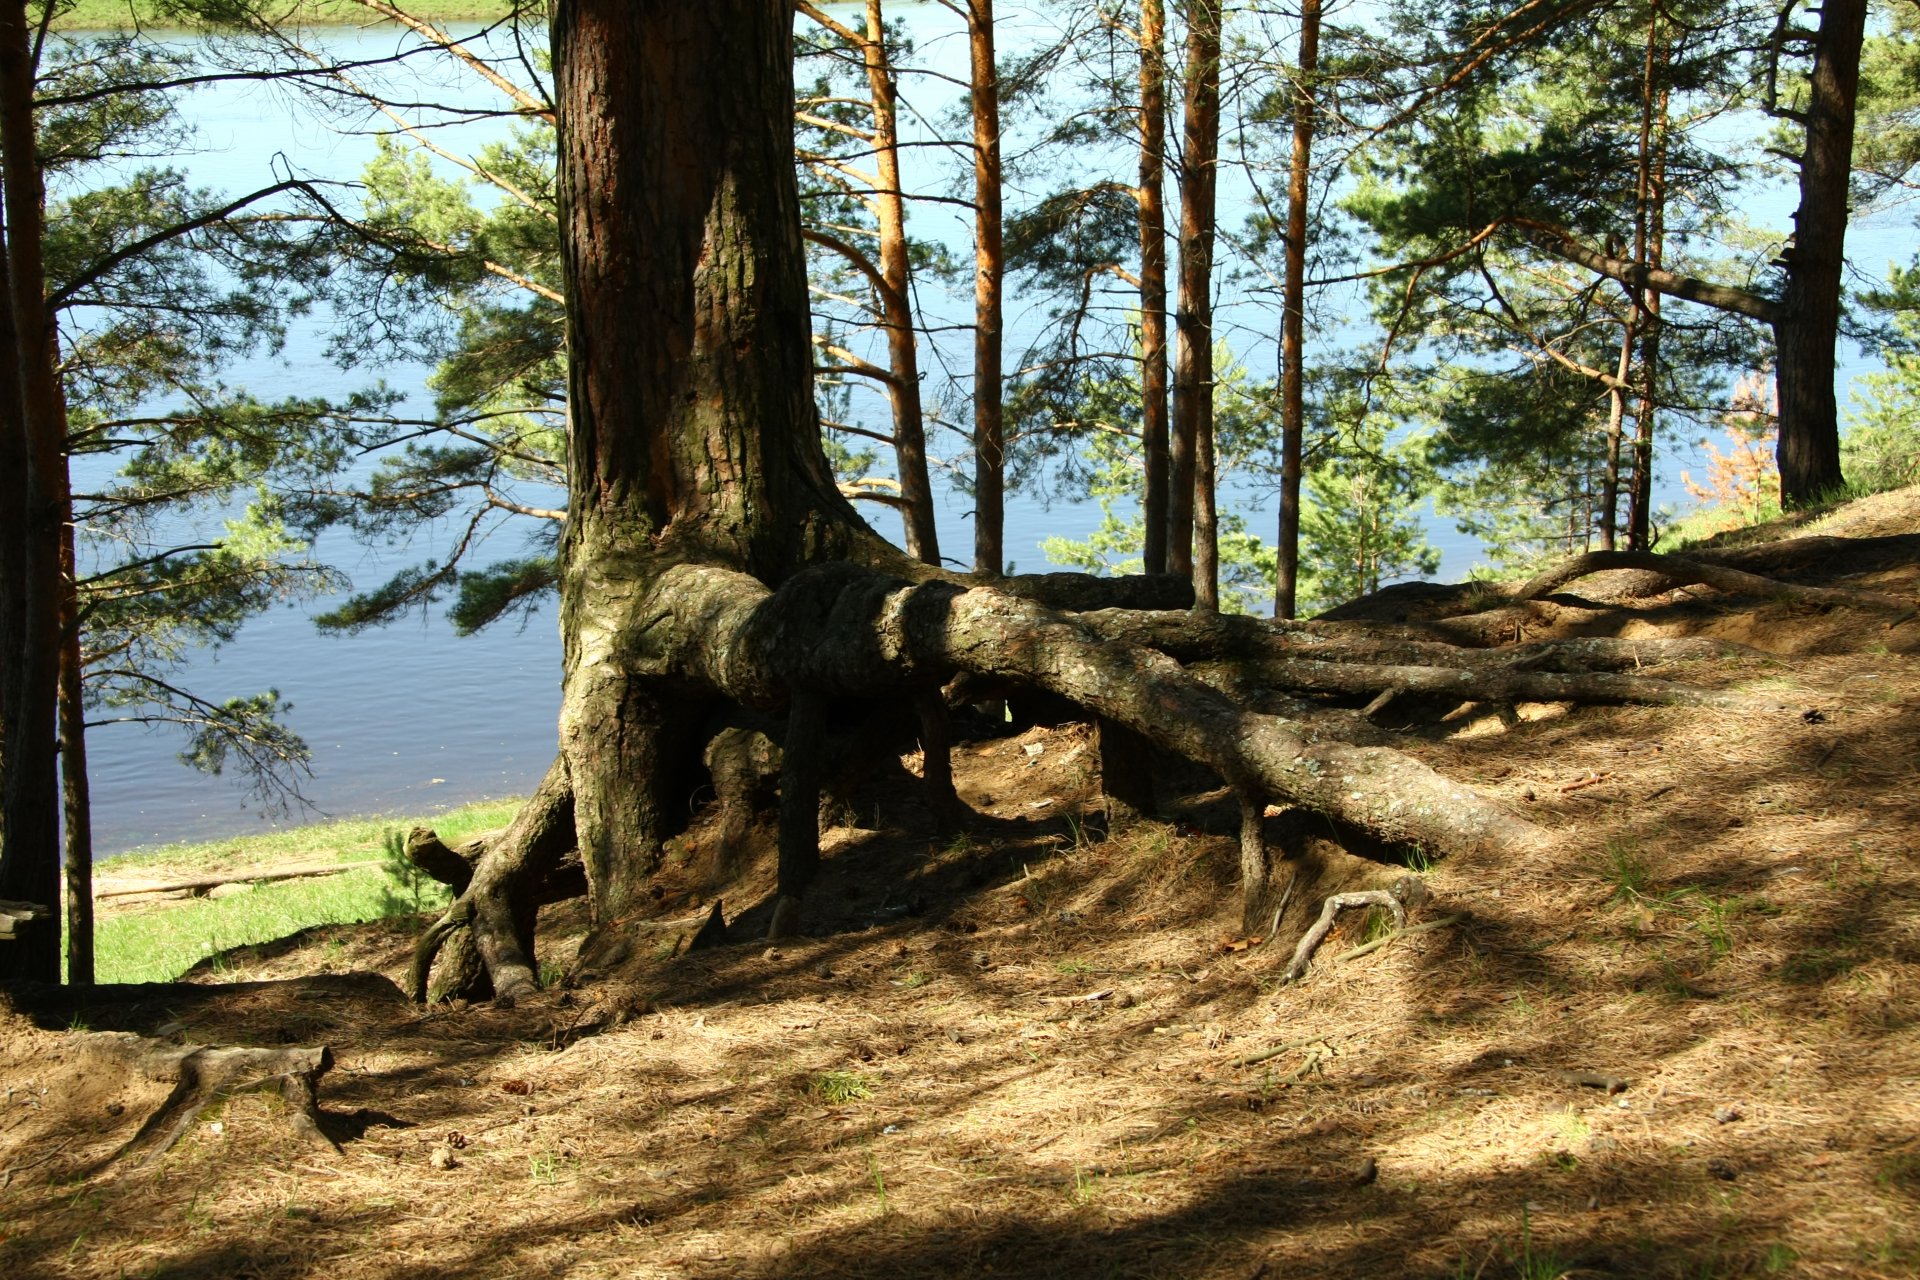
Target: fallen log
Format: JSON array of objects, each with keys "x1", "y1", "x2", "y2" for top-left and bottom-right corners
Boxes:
[{"x1": 95, "y1": 862, "x2": 384, "y2": 901}]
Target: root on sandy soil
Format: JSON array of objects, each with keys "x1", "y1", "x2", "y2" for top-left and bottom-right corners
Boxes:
[
  {"x1": 1513, "y1": 548, "x2": 1917, "y2": 620},
  {"x1": 1283, "y1": 875, "x2": 1433, "y2": 984},
  {"x1": 89, "y1": 1035, "x2": 337, "y2": 1168}
]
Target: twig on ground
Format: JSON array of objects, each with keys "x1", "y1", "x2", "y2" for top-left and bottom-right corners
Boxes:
[
  {"x1": 1333, "y1": 914, "x2": 1465, "y2": 965},
  {"x1": 0, "y1": 1137, "x2": 73, "y2": 1189},
  {"x1": 1229, "y1": 1034, "x2": 1329, "y2": 1069}
]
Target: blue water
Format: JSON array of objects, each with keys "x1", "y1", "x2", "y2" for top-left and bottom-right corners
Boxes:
[{"x1": 69, "y1": 13, "x2": 1913, "y2": 855}]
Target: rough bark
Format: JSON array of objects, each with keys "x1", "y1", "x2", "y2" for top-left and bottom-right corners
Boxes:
[
  {"x1": 1274, "y1": 0, "x2": 1319, "y2": 620},
  {"x1": 1137, "y1": 0, "x2": 1171, "y2": 576},
  {"x1": 0, "y1": 1, "x2": 64, "y2": 982},
  {"x1": 551, "y1": 0, "x2": 868, "y2": 930},
  {"x1": 1775, "y1": 0, "x2": 1862, "y2": 505},
  {"x1": 461, "y1": 0, "x2": 1704, "y2": 1000},
  {"x1": 1073, "y1": 606, "x2": 1752, "y2": 671},
  {"x1": 627, "y1": 563, "x2": 1546, "y2": 866},
  {"x1": 1201, "y1": 655, "x2": 1781, "y2": 711}
]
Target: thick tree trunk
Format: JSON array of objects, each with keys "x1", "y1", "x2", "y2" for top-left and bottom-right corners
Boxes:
[
  {"x1": 969, "y1": 0, "x2": 1006, "y2": 575},
  {"x1": 0, "y1": 2, "x2": 64, "y2": 983},
  {"x1": 551, "y1": 0, "x2": 867, "y2": 927},
  {"x1": 1274, "y1": 0, "x2": 1320, "y2": 620},
  {"x1": 505, "y1": 0, "x2": 1597, "y2": 993},
  {"x1": 1170, "y1": 0, "x2": 1219, "y2": 594},
  {"x1": 1776, "y1": 0, "x2": 1862, "y2": 506},
  {"x1": 1137, "y1": 0, "x2": 1171, "y2": 577}
]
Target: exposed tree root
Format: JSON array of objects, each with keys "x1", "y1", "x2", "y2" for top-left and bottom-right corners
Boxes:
[
  {"x1": 1513, "y1": 548, "x2": 1917, "y2": 620},
  {"x1": 432, "y1": 538, "x2": 1846, "y2": 994},
  {"x1": 1283, "y1": 877, "x2": 1431, "y2": 983},
  {"x1": 406, "y1": 756, "x2": 580, "y2": 1003},
  {"x1": 90, "y1": 1036, "x2": 338, "y2": 1167},
  {"x1": 1079, "y1": 608, "x2": 1759, "y2": 672},
  {"x1": 1199, "y1": 655, "x2": 1783, "y2": 710}
]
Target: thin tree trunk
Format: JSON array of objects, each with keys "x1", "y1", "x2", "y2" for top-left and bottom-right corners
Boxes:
[
  {"x1": 1172, "y1": 0, "x2": 1219, "y2": 598},
  {"x1": 1625, "y1": 23, "x2": 1668, "y2": 552},
  {"x1": 1138, "y1": 0, "x2": 1170, "y2": 576},
  {"x1": 0, "y1": 0, "x2": 65, "y2": 982},
  {"x1": 59, "y1": 509, "x2": 91, "y2": 985},
  {"x1": 969, "y1": 0, "x2": 1006, "y2": 575},
  {"x1": 862, "y1": 0, "x2": 939, "y2": 565},
  {"x1": 1599, "y1": 315, "x2": 1633, "y2": 551},
  {"x1": 1776, "y1": 0, "x2": 1863, "y2": 506},
  {"x1": 1274, "y1": 0, "x2": 1320, "y2": 620}
]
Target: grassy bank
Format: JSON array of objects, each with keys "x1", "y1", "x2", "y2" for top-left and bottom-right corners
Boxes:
[
  {"x1": 91, "y1": 797, "x2": 520, "y2": 984},
  {"x1": 51, "y1": 0, "x2": 520, "y2": 31}
]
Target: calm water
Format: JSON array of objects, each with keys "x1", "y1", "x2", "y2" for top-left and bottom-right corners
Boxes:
[{"x1": 72, "y1": 15, "x2": 1910, "y2": 854}]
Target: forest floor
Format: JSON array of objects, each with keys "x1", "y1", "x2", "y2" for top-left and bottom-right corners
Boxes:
[{"x1": 4, "y1": 489, "x2": 1920, "y2": 1279}]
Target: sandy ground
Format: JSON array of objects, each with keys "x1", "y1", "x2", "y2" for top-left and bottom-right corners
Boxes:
[{"x1": 3, "y1": 493, "x2": 1918, "y2": 1279}]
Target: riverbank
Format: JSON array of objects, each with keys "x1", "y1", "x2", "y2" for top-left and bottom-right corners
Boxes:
[
  {"x1": 51, "y1": 0, "x2": 519, "y2": 30},
  {"x1": 89, "y1": 796, "x2": 520, "y2": 983}
]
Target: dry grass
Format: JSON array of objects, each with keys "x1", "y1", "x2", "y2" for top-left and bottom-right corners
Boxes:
[{"x1": 3, "y1": 510, "x2": 1919, "y2": 1279}]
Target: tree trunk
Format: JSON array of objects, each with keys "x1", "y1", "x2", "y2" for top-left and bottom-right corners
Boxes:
[
  {"x1": 474, "y1": 0, "x2": 1563, "y2": 998},
  {"x1": 1137, "y1": 0, "x2": 1170, "y2": 577},
  {"x1": 861, "y1": 0, "x2": 939, "y2": 566},
  {"x1": 551, "y1": 0, "x2": 870, "y2": 927},
  {"x1": 59, "y1": 512, "x2": 92, "y2": 985},
  {"x1": 1274, "y1": 0, "x2": 1320, "y2": 620},
  {"x1": 1171, "y1": 0, "x2": 1219, "y2": 597},
  {"x1": 1599, "y1": 315, "x2": 1633, "y2": 551},
  {"x1": 1776, "y1": 0, "x2": 1863, "y2": 506},
  {"x1": 0, "y1": 1, "x2": 64, "y2": 983},
  {"x1": 1625, "y1": 23, "x2": 1668, "y2": 552},
  {"x1": 969, "y1": 0, "x2": 1006, "y2": 575}
]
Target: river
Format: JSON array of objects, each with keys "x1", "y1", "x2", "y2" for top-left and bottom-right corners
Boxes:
[{"x1": 67, "y1": 10, "x2": 1910, "y2": 855}]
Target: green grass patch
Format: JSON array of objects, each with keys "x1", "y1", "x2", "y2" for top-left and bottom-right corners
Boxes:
[
  {"x1": 810, "y1": 1071, "x2": 875, "y2": 1105},
  {"x1": 91, "y1": 798, "x2": 521, "y2": 984},
  {"x1": 51, "y1": 0, "x2": 521, "y2": 32}
]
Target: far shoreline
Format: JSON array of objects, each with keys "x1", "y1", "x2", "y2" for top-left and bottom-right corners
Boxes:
[{"x1": 50, "y1": 1, "x2": 521, "y2": 32}]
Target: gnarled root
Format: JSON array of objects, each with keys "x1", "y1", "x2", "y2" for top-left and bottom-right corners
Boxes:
[
  {"x1": 104, "y1": 1039, "x2": 338, "y2": 1167},
  {"x1": 408, "y1": 755, "x2": 580, "y2": 1003},
  {"x1": 1514, "y1": 548, "x2": 1916, "y2": 620},
  {"x1": 1283, "y1": 876, "x2": 1432, "y2": 984}
]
